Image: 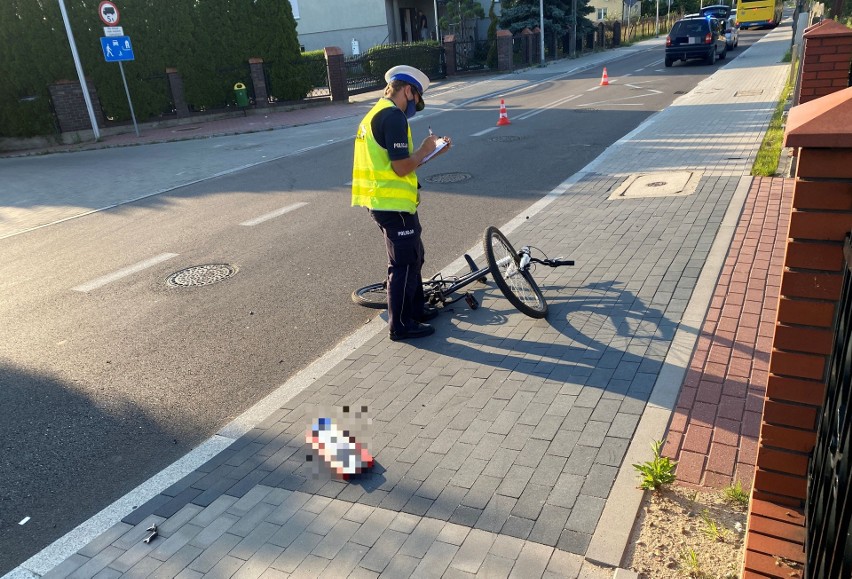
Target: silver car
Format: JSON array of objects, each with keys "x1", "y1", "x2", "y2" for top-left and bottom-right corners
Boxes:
[{"x1": 726, "y1": 12, "x2": 739, "y2": 49}]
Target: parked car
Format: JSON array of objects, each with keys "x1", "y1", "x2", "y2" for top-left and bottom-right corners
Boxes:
[
  {"x1": 725, "y1": 13, "x2": 739, "y2": 49},
  {"x1": 699, "y1": 4, "x2": 732, "y2": 20},
  {"x1": 665, "y1": 16, "x2": 728, "y2": 66}
]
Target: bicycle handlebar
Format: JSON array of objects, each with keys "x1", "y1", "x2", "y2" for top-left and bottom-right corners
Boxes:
[{"x1": 531, "y1": 257, "x2": 574, "y2": 267}]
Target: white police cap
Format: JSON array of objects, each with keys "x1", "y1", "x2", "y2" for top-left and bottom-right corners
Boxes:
[{"x1": 385, "y1": 65, "x2": 430, "y2": 110}]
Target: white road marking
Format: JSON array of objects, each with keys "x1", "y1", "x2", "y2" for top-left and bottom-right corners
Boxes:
[
  {"x1": 472, "y1": 127, "x2": 498, "y2": 137},
  {"x1": 579, "y1": 89, "x2": 663, "y2": 108},
  {"x1": 72, "y1": 253, "x2": 178, "y2": 293},
  {"x1": 240, "y1": 202, "x2": 308, "y2": 226},
  {"x1": 19, "y1": 517, "x2": 30, "y2": 525},
  {"x1": 514, "y1": 94, "x2": 582, "y2": 121}
]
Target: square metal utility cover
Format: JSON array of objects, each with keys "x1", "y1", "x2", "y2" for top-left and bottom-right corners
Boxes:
[{"x1": 608, "y1": 171, "x2": 700, "y2": 200}]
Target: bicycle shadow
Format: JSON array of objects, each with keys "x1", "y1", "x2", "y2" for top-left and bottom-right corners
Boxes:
[{"x1": 422, "y1": 279, "x2": 685, "y2": 402}]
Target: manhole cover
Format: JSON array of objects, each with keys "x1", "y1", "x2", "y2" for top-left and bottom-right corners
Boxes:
[
  {"x1": 735, "y1": 89, "x2": 764, "y2": 97},
  {"x1": 167, "y1": 264, "x2": 237, "y2": 287},
  {"x1": 424, "y1": 172, "x2": 472, "y2": 184},
  {"x1": 490, "y1": 135, "x2": 521, "y2": 142},
  {"x1": 608, "y1": 171, "x2": 700, "y2": 199}
]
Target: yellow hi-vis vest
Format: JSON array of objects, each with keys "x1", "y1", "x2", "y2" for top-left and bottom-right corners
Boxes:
[{"x1": 351, "y1": 99, "x2": 418, "y2": 214}]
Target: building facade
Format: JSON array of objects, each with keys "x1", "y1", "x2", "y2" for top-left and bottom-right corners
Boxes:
[{"x1": 290, "y1": 0, "x2": 495, "y2": 55}]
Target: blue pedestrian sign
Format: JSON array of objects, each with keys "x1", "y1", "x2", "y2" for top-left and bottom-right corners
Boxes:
[{"x1": 100, "y1": 36, "x2": 134, "y2": 62}]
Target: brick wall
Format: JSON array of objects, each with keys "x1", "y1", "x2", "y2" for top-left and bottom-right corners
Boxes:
[
  {"x1": 743, "y1": 85, "x2": 852, "y2": 578},
  {"x1": 48, "y1": 79, "x2": 106, "y2": 133},
  {"x1": 324, "y1": 47, "x2": 347, "y2": 102},
  {"x1": 798, "y1": 19, "x2": 852, "y2": 105},
  {"x1": 249, "y1": 58, "x2": 269, "y2": 108}
]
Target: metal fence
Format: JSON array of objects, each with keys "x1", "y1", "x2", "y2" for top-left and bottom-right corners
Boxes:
[
  {"x1": 806, "y1": 234, "x2": 852, "y2": 578},
  {"x1": 301, "y1": 52, "x2": 331, "y2": 99},
  {"x1": 453, "y1": 39, "x2": 495, "y2": 72}
]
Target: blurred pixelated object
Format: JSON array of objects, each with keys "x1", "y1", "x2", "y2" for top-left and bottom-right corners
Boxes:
[{"x1": 306, "y1": 416, "x2": 373, "y2": 478}]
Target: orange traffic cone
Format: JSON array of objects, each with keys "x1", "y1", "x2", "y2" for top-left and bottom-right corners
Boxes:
[
  {"x1": 600, "y1": 67, "x2": 610, "y2": 86},
  {"x1": 496, "y1": 99, "x2": 511, "y2": 126}
]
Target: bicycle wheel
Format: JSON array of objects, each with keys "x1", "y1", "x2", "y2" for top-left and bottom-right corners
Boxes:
[
  {"x1": 352, "y1": 282, "x2": 388, "y2": 309},
  {"x1": 482, "y1": 226, "x2": 548, "y2": 318}
]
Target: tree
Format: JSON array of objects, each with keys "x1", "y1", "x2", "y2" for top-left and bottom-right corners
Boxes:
[
  {"x1": 499, "y1": 0, "x2": 594, "y2": 37},
  {"x1": 439, "y1": 0, "x2": 485, "y2": 41}
]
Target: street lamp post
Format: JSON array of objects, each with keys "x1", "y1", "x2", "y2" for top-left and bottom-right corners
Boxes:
[
  {"x1": 57, "y1": 0, "x2": 100, "y2": 140},
  {"x1": 540, "y1": 0, "x2": 545, "y2": 63}
]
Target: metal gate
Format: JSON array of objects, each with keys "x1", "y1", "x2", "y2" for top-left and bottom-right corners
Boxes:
[{"x1": 806, "y1": 235, "x2": 852, "y2": 578}]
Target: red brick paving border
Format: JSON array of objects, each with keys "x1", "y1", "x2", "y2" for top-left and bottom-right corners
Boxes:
[{"x1": 663, "y1": 176, "x2": 795, "y2": 490}]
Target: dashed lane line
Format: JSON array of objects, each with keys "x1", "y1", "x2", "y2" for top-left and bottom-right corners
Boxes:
[
  {"x1": 71, "y1": 253, "x2": 178, "y2": 293},
  {"x1": 239, "y1": 202, "x2": 309, "y2": 226}
]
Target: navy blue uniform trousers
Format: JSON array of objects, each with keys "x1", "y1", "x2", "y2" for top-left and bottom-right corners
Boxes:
[{"x1": 369, "y1": 210, "x2": 425, "y2": 334}]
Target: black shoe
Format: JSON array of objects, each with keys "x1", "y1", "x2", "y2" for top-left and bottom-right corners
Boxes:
[
  {"x1": 389, "y1": 323, "x2": 435, "y2": 341},
  {"x1": 416, "y1": 304, "x2": 440, "y2": 322}
]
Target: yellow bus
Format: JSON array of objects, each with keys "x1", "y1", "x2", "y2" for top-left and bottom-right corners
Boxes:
[{"x1": 736, "y1": 0, "x2": 783, "y2": 28}]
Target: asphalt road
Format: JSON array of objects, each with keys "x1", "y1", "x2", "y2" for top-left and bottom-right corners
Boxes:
[{"x1": 0, "y1": 30, "x2": 767, "y2": 574}]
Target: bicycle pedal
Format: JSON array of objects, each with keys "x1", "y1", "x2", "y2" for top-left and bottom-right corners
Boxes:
[{"x1": 464, "y1": 293, "x2": 479, "y2": 310}]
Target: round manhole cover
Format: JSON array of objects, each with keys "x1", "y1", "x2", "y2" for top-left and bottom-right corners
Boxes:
[
  {"x1": 646, "y1": 181, "x2": 667, "y2": 187},
  {"x1": 167, "y1": 264, "x2": 237, "y2": 287},
  {"x1": 424, "y1": 172, "x2": 472, "y2": 184},
  {"x1": 490, "y1": 135, "x2": 521, "y2": 142}
]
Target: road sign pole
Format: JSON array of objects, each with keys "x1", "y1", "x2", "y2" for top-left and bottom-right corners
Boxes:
[
  {"x1": 57, "y1": 0, "x2": 100, "y2": 141},
  {"x1": 118, "y1": 61, "x2": 140, "y2": 137}
]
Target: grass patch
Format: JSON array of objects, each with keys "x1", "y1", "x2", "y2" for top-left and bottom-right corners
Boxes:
[
  {"x1": 723, "y1": 480, "x2": 750, "y2": 507},
  {"x1": 751, "y1": 62, "x2": 796, "y2": 176}
]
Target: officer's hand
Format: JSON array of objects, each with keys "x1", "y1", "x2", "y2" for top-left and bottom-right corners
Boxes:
[{"x1": 419, "y1": 135, "x2": 440, "y2": 154}]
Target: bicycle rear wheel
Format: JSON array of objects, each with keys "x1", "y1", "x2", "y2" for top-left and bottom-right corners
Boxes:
[
  {"x1": 483, "y1": 226, "x2": 548, "y2": 318},
  {"x1": 352, "y1": 282, "x2": 388, "y2": 309}
]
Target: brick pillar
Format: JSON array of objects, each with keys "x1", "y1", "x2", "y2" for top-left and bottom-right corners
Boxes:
[
  {"x1": 497, "y1": 30, "x2": 513, "y2": 71},
  {"x1": 532, "y1": 27, "x2": 541, "y2": 62},
  {"x1": 443, "y1": 35, "x2": 457, "y2": 76},
  {"x1": 248, "y1": 58, "x2": 268, "y2": 108},
  {"x1": 47, "y1": 79, "x2": 106, "y2": 133},
  {"x1": 166, "y1": 68, "x2": 190, "y2": 118},
  {"x1": 798, "y1": 19, "x2": 852, "y2": 105},
  {"x1": 521, "y1": 28, "x2": 533, "y2": 65},
  {"x1": 324, "y1": 47, "x2": 348, "y2": 102},
  {"x1": 756, "y1": 85, "x2": 852, "y2": 506},
  {"x1": 742, "y1": 84, "x2": 852, "y2": 579}
]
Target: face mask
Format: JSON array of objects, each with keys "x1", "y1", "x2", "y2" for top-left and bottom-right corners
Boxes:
[{"x1": 404, "y1": 98, "x2": 417, "y2": 119}]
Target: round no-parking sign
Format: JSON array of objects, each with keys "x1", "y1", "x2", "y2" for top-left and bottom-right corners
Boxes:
[{"x1": 98, "y1": 1, "x2": 120, "y2": 25}]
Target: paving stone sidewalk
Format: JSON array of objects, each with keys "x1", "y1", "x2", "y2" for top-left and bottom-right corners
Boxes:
[{"x1": 8, "y1": 25, "x2": 795, "y2": 579}]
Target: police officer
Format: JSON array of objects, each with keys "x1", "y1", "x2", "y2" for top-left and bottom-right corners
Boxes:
[{"x1": 352, "y1": 65, "x2": 451, "y2": 341}]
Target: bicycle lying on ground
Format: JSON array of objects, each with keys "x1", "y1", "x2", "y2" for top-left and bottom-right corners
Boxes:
[{"x1": 352, "y1": 226, "x2": 574, "y2": 319}]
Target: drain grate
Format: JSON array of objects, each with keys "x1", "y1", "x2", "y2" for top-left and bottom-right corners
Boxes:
[
  {"x1": 167, "y1": 264, "x2": 237, "y2": 287},
  {"x1": 424, "y1": 172, "x2": 472, "y2": 184}
]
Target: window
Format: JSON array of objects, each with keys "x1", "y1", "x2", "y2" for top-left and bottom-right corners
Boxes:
[
  {"x1": 289, "y1": 0, "x2": 299, "y2": 19},
  {"x1": 597, "y1": 7, "x2": 607, "y2": 19}
]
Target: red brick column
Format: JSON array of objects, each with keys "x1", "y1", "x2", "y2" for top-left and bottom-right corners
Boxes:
[
  {"x1": 324, "y1": 47, "x2": 348, "y2": 102},
  {"x1": 521, "y1": 28, "x2": 533, "y2": 65},
  {"x1": 797, "y1": 19, "x2": 852, "y2": 105},
  {"x1": 443, "y1": 35, "x2": 457, "y2": 76},
  {"x1": 497, "y1": 30, "x2": 513, "y2": 71},
  {"x1": 47, "y1": 79, "x2": 106, "y2": 133},
  {"x1": 166, "y1": 68, "x2": 190, "y2": 117},
  {"x1": 248, "y1": 58, "x2": 269, "y2": 108},
  {"x1": 742, "y1": 85, "x2": 852, "y2": 578}
]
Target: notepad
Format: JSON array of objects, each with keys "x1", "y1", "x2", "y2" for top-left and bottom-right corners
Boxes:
[{"x1": 421, "y1": 138, "x2": 448, "y2": 164}]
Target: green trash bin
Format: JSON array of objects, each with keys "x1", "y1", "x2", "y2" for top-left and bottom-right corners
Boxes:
[{"x1": 234, "y1": 82, "x2": 249, "y2": 107}]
